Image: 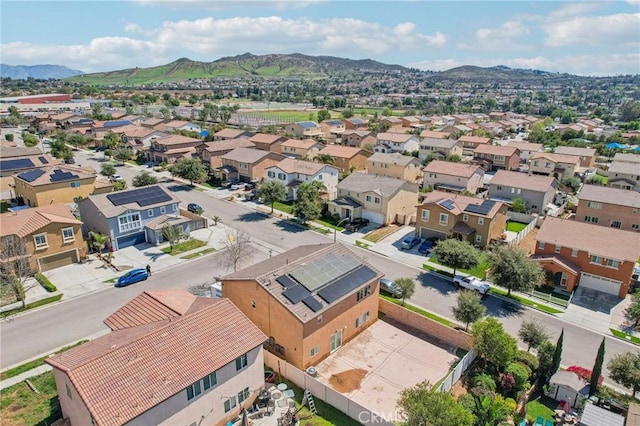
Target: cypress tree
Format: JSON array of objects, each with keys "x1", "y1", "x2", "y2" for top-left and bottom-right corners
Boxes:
[
  {"x1": 590, "y1": 337, "x2": 605, "y2": 396},
  {"x1": 551, "y1": 329, "x2": 564, "y2": 376}
]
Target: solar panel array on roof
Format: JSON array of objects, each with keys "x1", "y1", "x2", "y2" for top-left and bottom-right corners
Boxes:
[
  {"x1": 107, "y1": 186, "x2": 172, "y2": 207},
  {"x1": 50, "y1": 169, "x2": 79, "y2": 182},
  {"x1": 297, "y1": 121, "x2": 318, "y2": 128},
  {"x1": 317, "y1": 265, "x2": 378, "y2": 304},
  {"x1": 290, "y1": 253, "x2": 360, "y2": 292},
  {"x1": 0, "y1": 158, "x2": 35, "y2": 171},
  {"x1": 326, "y1": 120, "x2": 343, "y2": 125},
  {"x1": 464, "y1": 200, "x2": 496, "y2": 215},
  {"x1": 441, "y1": 199, "x2": 455, "y2": 210},
  {"x1": 350, "y1": 118, "x2": 364, "y2": 124},
  {"x1": 103, "y1": 120, "x2": 132, "y2": 128},
  {"x1": 276, "y1": 275, "x2": 298, "y2": 288},
  {"x1": 302, "y1": 296, "x2": 323, "y2": 312},
  {"x1": 282, "y1": 284, "x2": 311, "y2": 304},
  {"x1": 38, "y1": 156, "x2": 49, "y2": 164},
  {"x1": 18, "y1": 169, "x2": 45, "y2": 183}
]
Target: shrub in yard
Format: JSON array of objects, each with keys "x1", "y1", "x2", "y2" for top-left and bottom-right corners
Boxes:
[
  {"x1": 505, "y1": 363, "x2": 530, "y2": 391},
  {"x1": 473, "y1": 373, "x2": 497, "y2": 392},
  {"x1": 499, "y1": 372, "x2": 516, "y2": 394},
  {"x1": 567, "y1": 365, "x2": 603, "y2": 386},
  {"x1": 515, "y1": 350, "x2": 539, "y2": 372},
  {"x1": 35, "y1": 273, "x2": 57, "y2": 292}
]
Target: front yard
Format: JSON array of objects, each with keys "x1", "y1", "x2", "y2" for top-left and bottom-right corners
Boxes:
[
  {"x1": 429, "y1": 253, "x2": 490, "y2": 279},
  {"x1": 0, "y1": 371, "x2": 61, "y2": 426},
  {"x1": 161, "y1": 239, "x2": 206, "y2": 255}
]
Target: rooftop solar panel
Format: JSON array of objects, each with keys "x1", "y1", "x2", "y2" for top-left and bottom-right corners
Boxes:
[
  {"x1": 0, "y1": 158, "x2": 35, "y2": 171},
  {"x1": 290, "y1": 253, "x2": 361, "y2": 292},
  {"x1": 282, "y1": 284, "x2": 311, "y2": 304},
  {"x1": 276, "y1": 275, "x2": 298, "y2": 288},
  {"x1": 297, "y1": 121, "x2": 318, "y2": 128},
  {"x1": 49, "y1": 169, "x2": 79, "y2": 182},
  {"x1": 103, "y1": 120, "x2": 132, "y2": 127},
  {"x1": 17, "y1": 169, "x2": 45, "y2": 183},
  {"x1": 38, "y1": 156, "x2": 49, "y2": 164},
  {"x1": 107, "y1": 186, "x2": 172, "y2": 207},
  {"x1": 441, "y1": 199, "x2": 455, "y2": 210},
  {"x1": 464, "y1": 200, "x2": 496, "y2": 215},
  {"x1": 317, "y1": 265, "x2": 378, "y2": 304},
  {"x1": 302, "y1": 296, "x2": 323, "y2": 313}
]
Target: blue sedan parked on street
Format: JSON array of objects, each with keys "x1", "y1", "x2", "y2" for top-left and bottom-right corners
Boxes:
[{"x1": 115, "y1": 268, "x2": 149, "y2": 287}]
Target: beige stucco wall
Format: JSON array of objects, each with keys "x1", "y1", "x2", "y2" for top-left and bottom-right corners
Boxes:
[
  {"x1": 14, "y1": 176, "x2": 97, "y2": 207},
  {"x1": 367, "y1": 161, "x2": 421, "y2": 182},
  {"x1": 383, "y1": 188, "x2": 420, "y2": 225},
  {"x1": 423, "y1": 171, "x2": 484, "y2": 194},
  {"x1": 52, "y1": 368, "x2": 95, "y2": 426},
  {"x1": 16, "y1": 222, "x2": 84, "y2": 271},
  {"x1": 575, "y1": 202, "x2": 640, "y2": 232}
]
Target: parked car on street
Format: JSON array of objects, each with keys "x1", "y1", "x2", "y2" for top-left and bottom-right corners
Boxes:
[
  {"x1": 231, "y1": 182, "x2": 245, "y2": 190},
  {"x1": 187, "y1": 203, "x2": 203, "y2": 214},
  {"x1": 345, "y1": 218, "x2": 370, "y2": 232},
  {"x1": 380, "y1": 278, "x2": 402, "y2": 298},
  {"x1": 115, "y1": 268, "x2": 149, "y2": 287},
  {"x1": 453, "y1": 275, "x2": 490, "y2": 296},
  {"x1": 400, "y1": 235, "x2": 421, "y2": 250},
  {"x1": 109, "y1": 174, "x2": 123, "y2": 182}
]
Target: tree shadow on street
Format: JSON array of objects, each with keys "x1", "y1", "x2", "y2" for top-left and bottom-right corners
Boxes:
[
  {"x1": 273, "y1": 219, "x2": 308, "y2": 233},
  {"x1": 237, "y1": 212, "x2": 269, "y2": 222},
  {"x1": 485, "y1": 297, "x2": 525, "y2": 318},
  {"x1": 165, "y1": 184, "x2": 193, "y2": 192},
  {"x1": 416, "y1": 271, "x2": 457, "y2": 296}
]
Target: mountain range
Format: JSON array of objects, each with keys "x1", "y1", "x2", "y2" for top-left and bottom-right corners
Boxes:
[{"x1": 0, "y1": 64, "x2": 84, "y2": 79}]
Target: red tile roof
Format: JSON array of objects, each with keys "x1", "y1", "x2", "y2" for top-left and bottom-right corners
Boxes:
[
  {"x1": 0, "y1": 204, "x2": 80, "y2": 238},
  {"x1": 46, "y1": 292, "x2": 266, "y2": 426}
]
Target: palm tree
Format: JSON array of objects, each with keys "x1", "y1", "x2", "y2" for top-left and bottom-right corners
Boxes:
[
  {"x1": 90, "y1": 232, "x2": 109, "y2": 259},
  {"x1": 313, "y1": 154, "x2": 335, "y2": 165}
]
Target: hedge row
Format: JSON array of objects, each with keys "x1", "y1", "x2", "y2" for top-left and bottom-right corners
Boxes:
[{"x1": 35, "y1": 273, "x2": 57, "y2": 292}]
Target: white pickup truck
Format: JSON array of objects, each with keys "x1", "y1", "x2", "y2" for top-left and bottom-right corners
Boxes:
[{"x1": 453, "y1": 275, "x2": 490, "y2": 296}]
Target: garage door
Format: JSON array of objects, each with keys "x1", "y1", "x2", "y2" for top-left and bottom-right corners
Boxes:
[
  {"x1": 117, "y1": 232, "x2": 146, "y2": 249},
  {"x1": 38, "y1": 250, "x2": 78, "y2": 272},
  {"x1": 362, "y1": 210, "x2": 384, "y2": 226},
  {"x1": 579, "y1": 272, "x2": 621, "y2": 296},
  {"x1": 419, "y1": 227, "x2": 448, "y2": 240}
]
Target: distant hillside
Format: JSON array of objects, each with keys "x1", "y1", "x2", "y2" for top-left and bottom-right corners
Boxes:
[
  {"x1": 427, "y1": 65, "x2": 584, "y2": 83},
  {"x1": 66, "y1": 53, "x2": 408, "y2": 85},
  {"x1": 1, "y1": 64, "x2": 84, "y2": 79}
]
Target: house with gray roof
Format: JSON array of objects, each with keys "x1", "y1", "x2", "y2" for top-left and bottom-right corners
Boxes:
[
  {"x1": 576, "y1": 185, "x2": 640, "y2": 231},
  {"x1": 328, "y1": 173, "x2": 419, "y2": 225},
  {"x1": 607, "y1": 160, "x2": 640, "y2": 192},
  {"x1": 419, "y1": 137, "x2": 463, "y2": 161},
  {"x1": 367, "y1": 152, "x2": 422, "y2": 182},
  {"x1": 488, "y1": 170, "x2": 557, "y2": 214}
]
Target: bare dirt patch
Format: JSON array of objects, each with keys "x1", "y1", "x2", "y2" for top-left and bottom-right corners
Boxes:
[
  {"x1": 450, "y1": 380, "x2": 468, "y2": 400},
  {"x1": 364, "y1": 224, "x2": 399, "y2": 243},
  {"x1": 328, "y1": 368, "x2": 368, "y2": 393},
  {"x1": 517, "y1": 227, "x2": 539, "y2": 255}
]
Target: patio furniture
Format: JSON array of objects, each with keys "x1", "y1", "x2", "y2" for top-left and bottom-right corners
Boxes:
[
  {"x1": 544, "y1": 420, "x2": 554, "y2": 426},
  {"x1": 283, "y1": 389, "x2": 295, "y2": 399},
  {"x1": 277, "y1": 383, "x2": 288, "y2": 391},
  {"x1": 535, "y1": 417, "x2": 544, "y2": 426}
]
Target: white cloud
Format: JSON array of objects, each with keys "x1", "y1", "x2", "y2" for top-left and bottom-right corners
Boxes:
[
  {"x1": 544, "y1": 13, "x2": 640, "y2": 47},
  {"x1": 0, "y1": 16, "x2": 446, "y2": 72},
  {"x1": 458, "y1": 20, "x2": 530, "y2": 50},
  {"x1": 134, "y1": 0, "x2": 326, "y2": 10},
  {"x1": 547, "y1": 2, "x2": 606, "y2": 19}
]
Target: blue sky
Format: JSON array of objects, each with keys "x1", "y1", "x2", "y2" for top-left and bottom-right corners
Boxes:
[{"x1": 1, "y1": 1, "x2": 639, "y2": 76}]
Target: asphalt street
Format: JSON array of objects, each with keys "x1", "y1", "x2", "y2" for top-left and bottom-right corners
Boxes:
[{"x1": 1, "y1": 148, "x2": 637, "y2": 387}]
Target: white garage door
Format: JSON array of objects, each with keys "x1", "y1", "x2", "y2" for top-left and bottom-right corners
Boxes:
[
  {"x1": 579, "y1": 272, "x2": 621, "y2": 296},
  {"x1": 362, "y1": 210, "x2": 384, "y2": 226},
  {"x1": 419, "y1": 227, "x2": 448, "y2": 240}
]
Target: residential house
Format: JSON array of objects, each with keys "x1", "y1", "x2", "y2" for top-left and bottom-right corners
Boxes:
[
  {"x1": 419, "y1": 137, "x2": 463, "y2": 161},
  {"x1": 488, "y1": 170, "x2": 557, "y2": 214},
  {"x1": 89, "y1": 120, "x2": 132, "y2": 141},
  {"x1": 264, "y1": 158, "x2": 339, "y2": 200},
  {"x1": 343, "y1": 118, "x2": 369, "y2": 130},
  {"x1": 148, "y1": 134, "x2": 201, "y2": 164},
  {"x1": 218, "y1": 148, "x2": 285, "y2": 183},
  {"x1": 317, "y1": 145, "x2": 372, "y2": 174},
  {"x1": 45, "y1": 290, "x2": 267, "y2": 426},
  {"x1": 401, "y1": 116, "x2": 422, "y2": 128},
  {"x1": 212, "y1": 128, "x2": 255, "y2": 141},
  {"x1": 506, "y1": 141, "x2": 543, "y2": 163},
  {"x1": 117, "y1": 125, "x2": 166, "y2": 155},
  {"x1": 320, "y1": 119, "x2": 346, "y2": 139},
  {"x1": 0, "y1": 147, "x2": 60, "y2": 195},
  {"x1": 197, "y1": 138, "x2": 255, "y2": 170},
  {"x1": 0, "y1": 204, "x2": 84, "y2": 272},
  {"x1": 530, "y1": 152, "x2": 580, "y2": 181},
  {"x1": 284, "y1": 121, "x2": 322, "y2": 138},
  {"x1": 140, "y1": 117, "x2": 165, "y2": 129},
  {"x1": 340, "y1": 130, "x2": 376, "y2": 149},
  {"x1": 423, "y1": 161, "x2": 485, "y2": 194},
  {"x1": 222, "y1": 243, "x2": 382, "y2": 370},
  {"x1": 328, "y1": 173, "x2": 418, "y2": 225},
  {"x1": 458, "y1": 135, "x2": 492, "y2": 156},
  {"x1": 374, "y1": 133, "x2": 420, "y2": 154},
  {"x1": 366, "y1": 152, "x2": 422, "y2": 182},
  {"x1": 472, "y1": 144, "x2": 520, "y2": 171},
  {"x1": 415, "y1": 191, "x2": 508, "y2": 247},
  {"x1": 154, "y1": 120, "x2": 201, "y2": 133},
  {"x1": 280, "y1": 138, "x2": 324, "y2": 159},
  {"x1": 249, "y1": 133, "x2": 287, "y2": 153},
  {"x1": 78, "y1": 184, "x2": 190, "y2": 250},
  {"x1": 576, "y1": 185, "x2": 640, "y2": 231},
  {"x1": 554, "y1": 146, "x2": 597, "y2": 168},
  {"x1": 419, "y1": 130, "x2": 450, "y2": 139},
  {"x1": 607, "y1": 156, "x2": 640, "y2": 192},
  {"x1": 378, "y1": 116, "x2": 402, "y2": 128},
  {"x1": 14, "y1": 165, "x2": 112, "y2": 207},
  {"x1": 533, "y1": 217, "x2": 640, "y2": 297}
]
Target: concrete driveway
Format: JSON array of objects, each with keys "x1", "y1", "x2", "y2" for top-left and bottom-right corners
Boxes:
[
  {"x1": 314, "y1": 319, "x2": 458, "y2": 417},
  {"x1": 561, "y1": 287, "x2": 624, "y2": 334}
]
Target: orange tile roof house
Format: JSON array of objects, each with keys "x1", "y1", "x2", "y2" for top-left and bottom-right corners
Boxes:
[
  {"x1": 45, "y1": 290, "x2": 267, "y2": 426},
  {"x1": 148, "y1": 134, "x2": 202, "y2": 164},
  {"x1": 415, "y1": 191, "x2": 508, "y2": 247},
  {"x1": 197, "y1": 137, "x2": 255, "y2": 170},
  {"x1": 154, "y1": 120, "x2": 201, "y2": 133},
  {"x1": 419, "y1": 130, "x2": 450, "y2": 139},
  {"x1": 340, "y1": 130, "x2": 376, "y2": 148},
  {"x1": 374, "y1": 132, "x2": 420, "y2": 154},
  {"x1": 0, "y1": 147, "x2": 60, "y2": 177},
  {"x1": 473, "y1": 144, "x2": 520, "y2": 171},
  {"x1": 506, "y1": 141, "x2": 543, "y2": 162},
  {"x1": 116, "y1": 124, "x2": 166, "y2": 154},
  {"x1": 576, "y1": 185, "x2": 640, "y2": 232},
  {"x1": 265, "y1": 158, "x2": 339, "y2": 200},
  {"x1": 488, "y1": 170, "x2": 557, "y2": 214},
  {"x1": 554, "y1": 146, "x2": 597, "y2": 168},
  {"x1": 317, "y1": 145, "x2": 372, "y2": 174},
  {"x1": 217, "y1": 148, "x2": 286, "y2": 183},
  {"x1": 222, "y1": 243, "x2": 382, "y2": 370},
  {"x1": 328, "y1": 172, "x2": 419, "y2": 225},
  {"x1": 248, "y1": 133, "x2": 287, "y2": 153},
  {"x1": 0, "y1": 204, "x2": 84, "y2": 272},
  {"x1": 279, "y1": 138, "x2": 324, "y2": 159},
  {"x1": 530, "y1": 152, "x2": 580, "y2": 182},
  {"x1": 343, "y1": 117, "x2": 369, "y2": 130},
  {"x1": 458, "y1": 135, "x2": 491, "y2": 156},
  {"x1": 284, "y1": 121, "x2": 322, "y2": 138},
  {"x1": 212, "y1": 127, "x2": 255, "y2": 141},
  {"x1": 367, "y1": 152, "x2": 422, "y2": 182},
  {"x1": 423, "y1": 160, "x2": 485, "y2": 194},
  {"x1": 419, "y1": 137, "x2": 463, "y2": 161},
  {"x1": 533, "y1": 217, "x2": 640, "y2": 297}
]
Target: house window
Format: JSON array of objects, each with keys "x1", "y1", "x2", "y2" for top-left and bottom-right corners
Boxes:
[
  {"x1": 496, "y1": 185, "x2": 502, "y2": 191},
  {"x1": 317, "y1": 315, "x2": 323, "y2": 324},
  {"x1": 224, "y1": 396, "x2": 237, "y2": 413},
  {"x1": 590, "y1": 255, "x2": 602, "y2": 265},
  {"x1": 278, "y1": 173, "x2": 286, "y2": 180},
  {"x1": 355, "y1": 311, "x2": 370, "y2": 328},
  {"x1": 275, "y1": 344, "x2": 286, "y2": 356},
  {"x1": 587, "y1": 201, "x2": 602, "y2": 209},
  {"x1": 268, "y1": 171, "x2": 275, "y2": 178},
  {"x1": 462, "y1": 214, "x2": 469, "y2": 222},
  {"x1": 65, "y1": 383, "x2": 72, "y2": 400},
  {"x1": 203, "y1": 372, "x2": 217, "y2": 390},
  {"x1": 606, "y1": 259, "x2": 620, "y2": 269},
  {"x1": 633, "y1": 224, "x2": 639, "y2": 230},
  {"x1": 374, "y1": 197, "x2": 380, "y2": 204},
  {"x1": 235, "y1": 353, "x2": 248, "y2": 371},
  {"x1": 61, "y1": 227, "x2": 75, "y2": 243},
  {"x1": 172, "y1": 204, "x2": 177, "y2": 212},
  {"x1": 147, "y1": 209, "x2": 154, "y2": 217},
  {"x1": 118, "y1": 212, "x2": 141, "y2": 233},
  {"x1": 474, "y1": 235, "x2": 482, "y2": 243},
  {"x1": 510, "y1": 188, "x2": 516, "y2": 194},
  {"x1": 186, "y1": 381, "x2": 202, "y2": 401},
  {"x1": 554, "y1": 245, "x2": 561, "y2": 254},
  {"x1": 584, "y1": 216, "x2": 599, "y2": 224},
  {"x1": 356, "y1": 285, "x2": 372, "y2": 301},
  {"x1": 239, "y1": 162, "x2": 248, "y2": 169},
  {"x1": 160, "y1": 206, "x2": 166, "y2": 214},
  {"x1": 310, "y1": 346, "x2": 319, "y2": 357},
  {"x1": 238, "y1": 387, "x2": 250, "y2": 404},
  {"x1": 531, "y1": 205, "x2": 538, "y2": 210},
  {"x1": 477, "y1": 217, "x2": 484, "y2": 225},
  {"x1": 611, "y1": 221, "x2": 622, "y2": 229},
  {"x1": 70, "y1": 181, "x2": 81, "y2": 188},
  {"x1": 421, "y1": 210, "x2": 430, "y2": 221},
  {"x1": 429, "y1": 173, "x2": 437, "y2": 178},
  {"x1": 571, "y1": 248, "x2": 578, "y2": 257},
  {"x1": 439, "y1": 213, "x2": 448, "y2": 225},
  {"x1": 366, "y1": 195, "x2": 371, "y2": 202},
  {"x1": 538, "y1": 242, "x2": 545, "y2": 250},
  {"x1": 251, "y1": 300, "x2": 256, "y2": 308},
  {"x1": 33, "y1": 233, "x2": 48, "y2": 249}
]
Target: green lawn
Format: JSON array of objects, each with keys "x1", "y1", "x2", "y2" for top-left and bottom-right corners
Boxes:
[
  {"x1": 506, "y1": 221, "x2": 528, "y2": 232},
  {"x1": 0, "y1": 294, "x2": 63, "y2": 318},
  {"x1": 429, "y1": 254, "x2": 489, "y2": 279},
  {"x1": 526, "y1": 394, "x2": 557, "y2": 423},
  {"x1": 243, "y1": 110, "x2": 317, "y2": 122},
  {"x1": 272, "y1": 200, "x2": 294, "y2": 214},
  {"x1": 0, "y1": 371, "x2": 61, "y2": 426},
  {"x1": 610, "y1": 328, "x2": 640, "y2": 345},
  {"x1": 180, "y1": 248, "x2": 216, "y2": 259},
  {"x1": 489, "y1": 288, "x2": 563, "y2": 314},
  {"x1": 161, "y1": 239, "x2": 206, "y2": 255}
]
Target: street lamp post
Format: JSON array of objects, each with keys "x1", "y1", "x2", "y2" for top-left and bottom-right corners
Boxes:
[{"x1": 334, "y1": 218, "x2": 350, "y2": 243}]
